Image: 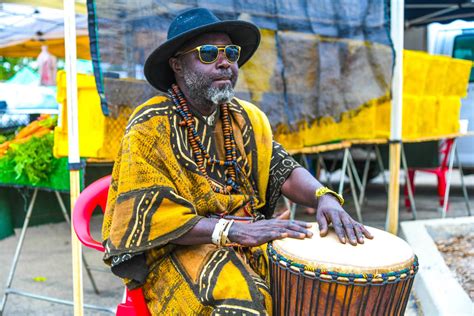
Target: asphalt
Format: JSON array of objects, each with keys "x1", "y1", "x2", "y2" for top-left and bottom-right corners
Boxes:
[{"x1": 0, "y1": 171, "x2": 472, "y2": 315}]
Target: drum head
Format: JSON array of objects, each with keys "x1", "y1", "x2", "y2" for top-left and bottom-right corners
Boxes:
[{"x1": 271, "y1": 223, "x2": 414, "y2": 274}]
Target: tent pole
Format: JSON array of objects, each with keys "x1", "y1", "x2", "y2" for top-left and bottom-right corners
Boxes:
[
  {"x1": 386, "y1": 0, "x2": 404, "y2": 235},
  {"x1": 406, "y1": 5, "x2": 457, "y2": 27},
  {"x1": 63, "y1": 0, "x2": 83, "y2": 315}
]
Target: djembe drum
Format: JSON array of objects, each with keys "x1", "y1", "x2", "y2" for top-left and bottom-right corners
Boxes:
[{"x1": 268, "y1": 224, "x2": 418, "y2": 316}]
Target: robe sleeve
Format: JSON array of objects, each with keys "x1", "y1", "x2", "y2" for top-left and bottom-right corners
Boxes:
[
  {"x1": 259, "y1": 141, "x2": 301, "y2": 218},
  {"x1": 102, "y1": 114, "x2": 203, "y2": 282}
]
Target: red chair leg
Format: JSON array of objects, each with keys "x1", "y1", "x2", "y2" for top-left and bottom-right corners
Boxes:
[
  {"x1": 116, "y1": 303, "x2": 138, "y2": 316},
  {"x1": 437, "y1": 171, "x2": 447, "y2": 209},
  {"x1": 404, "y1": 169, "x2": 416, "y2": 209},
  {"x1": 116, "y1": 288, "x2": 150, "y2": 316}
]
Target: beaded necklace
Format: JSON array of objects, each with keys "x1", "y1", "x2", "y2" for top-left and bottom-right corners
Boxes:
[{"x1": 169, "y1": 84, "x2": 241, "y2": 194}]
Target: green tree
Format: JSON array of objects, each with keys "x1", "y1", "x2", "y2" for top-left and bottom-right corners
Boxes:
[{"x1": 0, "y1": 57, "x2": 36, "y2": 81}]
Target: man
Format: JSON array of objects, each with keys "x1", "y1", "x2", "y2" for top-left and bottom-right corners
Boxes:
[{"x1": 102, "y1": 8, "x2": 372, "y2": 315}]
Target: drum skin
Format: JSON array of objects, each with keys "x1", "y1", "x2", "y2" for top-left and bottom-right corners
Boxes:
[{"x1": 268, "y1": 224, "x2": 418, "y2": 316}]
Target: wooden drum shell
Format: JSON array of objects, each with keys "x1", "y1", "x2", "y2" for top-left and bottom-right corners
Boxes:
[
  {"x1": 267, "y1": 225, "x2": 418, "y2": 316},
  {"x1": 269, "y1": 254, "x2": 417, "y2": 316}
]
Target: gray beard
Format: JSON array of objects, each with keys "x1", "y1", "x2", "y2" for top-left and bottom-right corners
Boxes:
[{"x1": 182, "y1": 68, "x2": 235, "y2": 110}]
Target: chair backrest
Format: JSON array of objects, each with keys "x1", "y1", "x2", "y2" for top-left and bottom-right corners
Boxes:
[
  {"x1": 73, "y1": 175, "x2": 150, "y2": 316},
  {"x1": 73, "y1": 175, "x2": 111, "y2": 252}
]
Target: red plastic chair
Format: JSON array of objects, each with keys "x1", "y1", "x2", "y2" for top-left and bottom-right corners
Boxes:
[
  {"x1": 73, "y1": 175, "x2": 151, "y2": 316},
  {"x1": 404, "y1": 139, "x2": 453, "y2": 210}
]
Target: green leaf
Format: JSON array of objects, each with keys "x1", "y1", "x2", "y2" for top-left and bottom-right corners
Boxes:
[{"x1": 8, "y1": 133, "x2": 55, "y2": 185}]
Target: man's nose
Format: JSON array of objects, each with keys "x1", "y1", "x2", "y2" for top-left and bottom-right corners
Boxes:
[{"x1": 215, "y1": 50, "x2": 230, "y2": 69}]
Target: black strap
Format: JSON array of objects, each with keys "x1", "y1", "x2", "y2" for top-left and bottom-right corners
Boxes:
[
  {"x1": 68, "y1": 160, "x2": 86, "y2": 171},
  {"x1": 86, "y1": 0, "x2": 109, "y2": 116}
]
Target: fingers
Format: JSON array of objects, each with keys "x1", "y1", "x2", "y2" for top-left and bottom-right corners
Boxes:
[
  {"x1": 269, "y1": 228, "x2": 305, "y2": 241},
  {"x1": 346, "y1": 221, "x2": 373, "y2": 244},
  {"x1": 334, "y1": 214, "x2": 372, "y2": 245},
  {"x1": 280, "y1": 229, "x2": 307, "y2": 240},
  {"x1": 316, "y1": 211, "x2": 328, "y2": 237},
  {"x1": 338, "y1": 218, "x2": 374, "y2": 245},
  {"x1": 252, "y1": 220, "x2": 313, "y2": 244},
  {"x1": 286, "y1": 221, "x2": 313, "y2": 237},
  {"x1": 271, "y1": 220, "x2": 312, "y2": 237},
  {"x1": 272, "y1": 219, "x2": 312, "y2": 229},
  {"x1": 331, "y1": 216, "x2": 346, "y2": 244},
  {"x1": 342, "y1": 217, "x2": 357, "y2": 246},
  {"x1": 359, "y1": 224, "x2": 373, "y2": 239}
]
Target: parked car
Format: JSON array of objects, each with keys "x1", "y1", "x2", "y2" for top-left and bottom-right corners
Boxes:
[{"x1": 428, "y1": 20, "x2": 474, "y2": 172}]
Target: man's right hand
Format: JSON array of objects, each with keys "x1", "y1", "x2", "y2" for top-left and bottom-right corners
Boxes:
[{"x1": 228, "y1": 218, "x2": 313, "y2": 247}]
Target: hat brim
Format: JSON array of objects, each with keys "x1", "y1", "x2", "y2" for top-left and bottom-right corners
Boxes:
[{"x1": 144, "y1": 20, "x2": 260, "y2": 92}]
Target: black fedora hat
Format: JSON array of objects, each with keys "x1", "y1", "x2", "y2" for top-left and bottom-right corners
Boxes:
[{"x1": 144, "y1": 8, "x2": 261, "y2": 92}]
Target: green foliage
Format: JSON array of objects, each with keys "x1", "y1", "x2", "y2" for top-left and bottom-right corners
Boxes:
[
  {"x1": 6, "y1": 132, "x2": 55, "y2": 184},
  {"x1": 38, "y1": 116, "x2": 58, "y2": 129},
  {"x1": 0, "y1": 154, "x2": 16, "y2": 181},
  {"x1": 0, "y1": 57, "x2": 30, "y2": 81},
  {"x1": 0, "y1": 131, "x2": 15, "y2": 144}
]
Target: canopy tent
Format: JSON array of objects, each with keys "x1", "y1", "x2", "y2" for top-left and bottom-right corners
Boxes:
[
  {"x1": 2, "y1": 0, "x2": 87, "y2": 14},
  {"x1": 0, "y1": 2, "x2": 90, "y2": 59},
  {"x1": 0, "y1": 36, "x2": 90, "y2": 59},
  {"x1": 406, "y1": 0, "x2": 474, "y2": 28},
  {"x1": 0, "y1": 1, "x2": 87, "y2": 314}
]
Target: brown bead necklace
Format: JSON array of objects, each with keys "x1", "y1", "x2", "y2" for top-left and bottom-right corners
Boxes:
[{"x1": 169, "y1": 84, "x2": 240, "y2": 194}]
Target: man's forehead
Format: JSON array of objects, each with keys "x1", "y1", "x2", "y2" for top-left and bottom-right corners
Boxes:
[{"x1": 182, "y1": 32, "x2": 232, "y2": 50}]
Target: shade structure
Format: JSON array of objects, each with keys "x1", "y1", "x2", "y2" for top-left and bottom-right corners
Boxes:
[
  {"x1": 406, "y1": 0, "x2": 474, "y2": 27},
  {"x1": 0, "y1": 2, "x2": 89, "y2": 59},
  {"x1": 2, "y1": 0, "x2": 87, "y2": 14},
  {"x1": 0, "y1": 36, "x2": 91, "y2": 60}
]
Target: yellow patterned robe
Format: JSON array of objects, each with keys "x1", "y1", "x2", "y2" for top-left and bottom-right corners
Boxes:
[{"x1": 102, "y1": 96, "x2": 299, "y2": 315}]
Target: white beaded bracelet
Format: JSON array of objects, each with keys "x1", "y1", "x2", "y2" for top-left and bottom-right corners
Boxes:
[
  {"x1": 220, "y1": 219, "x2": 234, "y2": 247},
  {"x1": 211, "y1": 219, "x2": 228, "y2": 246}
]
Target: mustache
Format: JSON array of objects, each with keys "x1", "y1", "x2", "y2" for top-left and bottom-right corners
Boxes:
[{"x1": 211, "y1": 69, "x2": 234, "y2": 81}]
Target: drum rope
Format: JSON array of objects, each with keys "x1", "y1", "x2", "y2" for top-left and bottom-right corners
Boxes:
[
  {"x1": 267, "y1": 244, "x2": 419, "y2": 284},
  {"x1": 268, "y1": 243, "x2": 418, "y2": 315}
]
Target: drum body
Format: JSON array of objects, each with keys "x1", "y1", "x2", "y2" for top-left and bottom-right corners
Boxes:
[{"x1": 268, "y1": 225, "x2": 418, "y2": 316}]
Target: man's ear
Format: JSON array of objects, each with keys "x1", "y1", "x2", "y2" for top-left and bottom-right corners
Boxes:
[{"x1": 169, "y1": 57, "x2": 183, "y2": 77}]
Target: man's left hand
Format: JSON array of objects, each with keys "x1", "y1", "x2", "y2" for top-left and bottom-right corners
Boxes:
[{"x1": 316, "y1": 195, "x2": 373, "y2": 246}]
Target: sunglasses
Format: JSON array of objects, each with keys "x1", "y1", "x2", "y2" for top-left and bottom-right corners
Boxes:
[{"x1": 175, "y1": 44, "x2": 241, "y2": 64}]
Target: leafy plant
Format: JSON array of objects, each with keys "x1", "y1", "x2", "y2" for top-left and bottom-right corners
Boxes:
[
  {"x1": 38, "y1": 115, "x2": 58, "y2": 129},
  {"x1": 7, "y1": 132, "x2": 55, "y2": 184},
  {"x1": 0, "y1": 132, "x2": 15, "y2": 144},
  {"x1": 0, "y1": 57, "x2": 33, "y2": 81}
]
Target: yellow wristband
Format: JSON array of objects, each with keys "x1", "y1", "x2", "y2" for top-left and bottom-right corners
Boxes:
[{"x1": 315, "y1": 187, "x2": 344, "y2": 206}]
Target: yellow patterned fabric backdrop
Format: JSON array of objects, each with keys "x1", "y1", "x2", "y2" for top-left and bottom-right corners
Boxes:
[
  {"x1": 53, "y1": 51, "x2": 471, "y2": 159},
  {"x1": 52, "y1": 1, "x2": 471, "y2": 159},
  {"x1": 88, "y1": 1, "x2": 393, "y2": 133}
]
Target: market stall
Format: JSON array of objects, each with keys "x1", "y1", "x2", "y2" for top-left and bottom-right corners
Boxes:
[
  {"x1": 1, "y1": 1, "x2": 473, "y2": 315},
  {"x1": 0, "y1": 1, "x2": 107, "y2": 314}
]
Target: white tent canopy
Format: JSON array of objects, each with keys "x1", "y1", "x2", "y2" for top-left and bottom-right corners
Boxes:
[{"x1": 0, "y1": 3, "x2": 87, "y2": 49}]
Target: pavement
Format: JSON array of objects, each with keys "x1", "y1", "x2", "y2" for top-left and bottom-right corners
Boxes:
[
  {"x1": 401, "y1": 217, "x2": 474, "y2": 315},
  {"x1": 0, "y1": 170, "x2": 472, "y2": 315},
  {"x1": 0, "y1": 215, "x2": 122, "y2": 316}
]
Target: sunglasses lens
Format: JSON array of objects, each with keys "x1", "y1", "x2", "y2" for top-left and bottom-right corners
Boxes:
[
  {"x1": 199, "y1": 45, "x2": 219, "y2": 63},
  {"x1": 225, "y1": 45, "x2": 240, "y2": 63}
]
